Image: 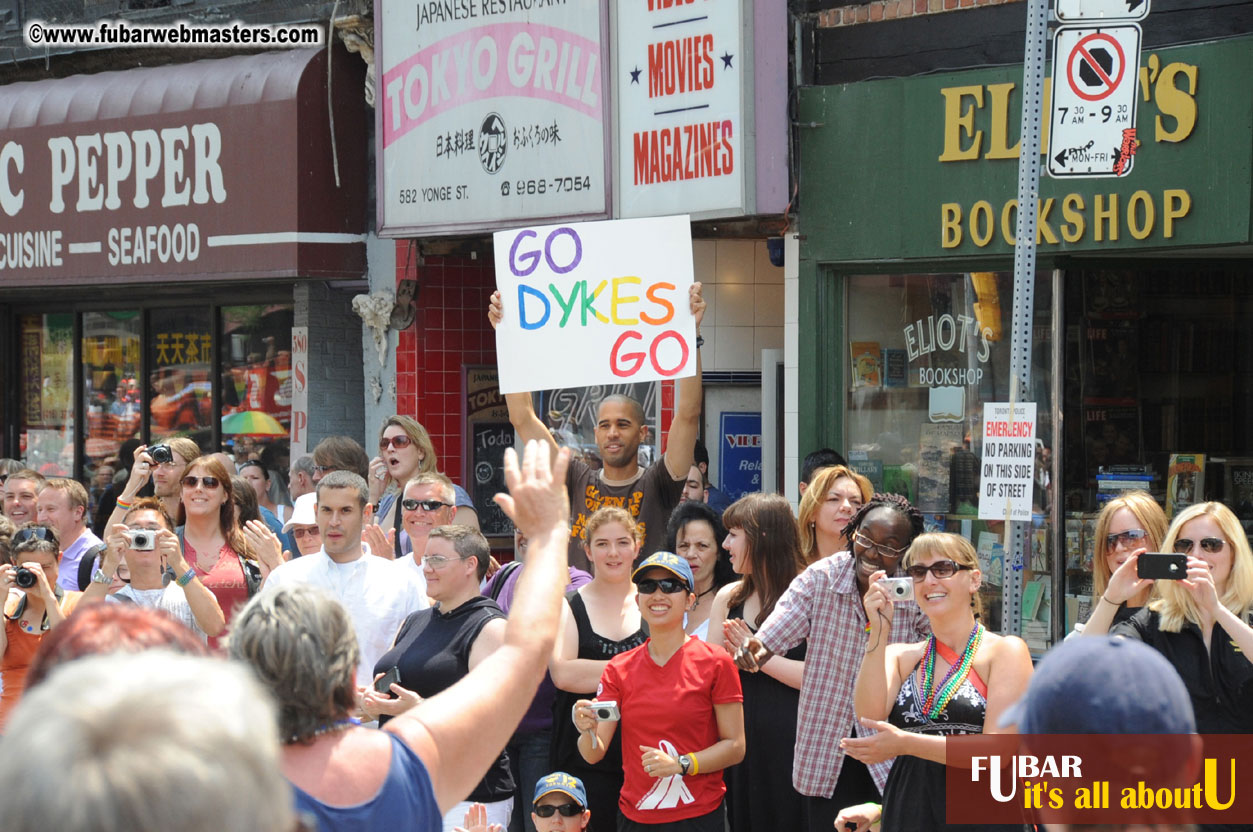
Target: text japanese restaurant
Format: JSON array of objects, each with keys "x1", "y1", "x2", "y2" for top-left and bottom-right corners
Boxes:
[
  {"x1": 0, "y1": 46, "x2": 366, "y2": 482},
  {"x1": 795, "y1": 35, "x2": 1253, "y2": 651},
  {"x1": 373, "y1": 0, "x2": 789, "y2": 543}
]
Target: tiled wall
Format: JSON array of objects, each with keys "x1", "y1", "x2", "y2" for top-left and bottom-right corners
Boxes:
[{"x1": 692, "y1": 239, "x2": 785, "y2": 370}]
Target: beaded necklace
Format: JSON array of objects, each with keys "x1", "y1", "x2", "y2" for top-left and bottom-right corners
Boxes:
[{"x1": 919, "y1": 623, "x2": 984, "y2": 720}]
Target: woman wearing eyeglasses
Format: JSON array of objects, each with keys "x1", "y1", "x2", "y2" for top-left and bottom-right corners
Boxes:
[
  {"x1": 369, "y1": 416, "x2": 478, "y2": 558},
  {"x1": 1074, "y1": 491, "x2": 1168, "y2": 637},
  {"x1": 796, "y1": 466, "x2": 872, "y2": 565},
  {"x1": 574, "y1": 552, "x2": 745, "y2": 831},
  {"x1": 549, "y1": 507, "x2": 647, "y2": 832},
  {"x1": 1, "y1": 523, "x2": 83, "y2": 730},
  {"x1": 177, "y1": 456, "x2": 259, "y2": 649},
  {"x1": 364, "y1": 524, "x2": 515, "y2": 831},
  {"x1": 706, "y1": 493, "x2": 807, "y2": 832},
  {"x1": 1088, "y1": 501, "x2": 1253, "y2": 734},
  {"x1": 846, "y1": 532, "x2": 1032, "y2": 832}
]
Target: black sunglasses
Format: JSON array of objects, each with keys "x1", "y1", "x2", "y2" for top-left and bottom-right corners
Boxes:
[
  {"x1": 402, "y1": 498, "x2": 452, "y2": 512},
  {"x1": 534, "y1": 803, "x2": 583, "y2": 818},
  {"x1": 13, "y1": 527, "x2": 55, "y2": 545},
  {"x1": 1173, "y1": 537, "x2": 1225, "y2": 554},
  {"x1": 636, "y1": 577, "x2": 688, "y2": 594},
  {"x1": 1106, "y1": 529, "x2": 1149, "y2": 549},
  {"x1": 904, "y1": 560, "x2": 972, "y2": 581},
  {"x1": 181, "y1": 476, "x2": 221, "y2": 489}
]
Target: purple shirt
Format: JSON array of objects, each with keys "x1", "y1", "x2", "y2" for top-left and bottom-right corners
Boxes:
[
  {"x1": 484, "y1": 562, "x2": 592, "y2": 734},
  {"x1": 58, "y1": 529, "x2": 103, "y2": 592}
]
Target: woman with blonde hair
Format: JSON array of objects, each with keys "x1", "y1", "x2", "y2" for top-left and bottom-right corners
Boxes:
[
  {"x1": 369, "y1": 415, "x2": 478, "y2": 557},
  {"x1": 1091, "y1": 502, "x2": 1253, "y2": 733},
  {"x1": 1076, "y1": 491, "x2": 1169, "y2": 635},
  {"x1": 796, "y1": 466, "x2": 872, "y2": 564},
  {"x1": 549, "y1": 506, "x2": 647, "y2": 832},
  {"x1": 846, "y1": 532, "x2": 1031, "y2": 831}
]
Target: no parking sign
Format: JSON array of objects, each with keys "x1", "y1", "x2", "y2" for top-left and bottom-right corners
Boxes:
[{"x1": 1046, "y1": 24, "x2": 1141, "y2": 178}]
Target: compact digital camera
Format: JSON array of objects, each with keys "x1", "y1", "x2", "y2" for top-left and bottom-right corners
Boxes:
[
  {"x1": 125, "y1": 529, "x2": 156, "y2": 551},
  {"x1": 878, "y1": 576, "x2": 914, "y2": 601},
  {"x1": 589, "y1": 700, "x2": 621, "y2": 721},
  {"x1": 14, "y1": 567, "x2": 37, "y2": 589},
  {"x1": 148, "y1": 444, "x2": 174, "y2": 464}
]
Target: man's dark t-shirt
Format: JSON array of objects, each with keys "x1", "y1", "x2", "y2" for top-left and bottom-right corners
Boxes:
[{"x1": 566, "y1": 457, "x2": 684, "y2": 570}]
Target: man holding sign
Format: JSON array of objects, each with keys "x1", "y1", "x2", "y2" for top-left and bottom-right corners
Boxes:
[{"x1": 488, "y1": 216, "x2": 705, "y2": 568}]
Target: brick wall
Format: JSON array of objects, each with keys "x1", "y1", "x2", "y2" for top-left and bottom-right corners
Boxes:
[
  {"x1": 294, "y1": 281, "x2": 365, "y2": 448},
  {"x1": 393, "y1": 247, "x2": 498, "y2": 488},
  {"x1": 814, "y1": 0, "x2": 1017, "y2": 26}
]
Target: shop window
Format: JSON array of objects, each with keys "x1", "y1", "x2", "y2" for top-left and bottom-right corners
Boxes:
[
  {"x1": 82, "y1": 311, "x2": 142, "y2": 481},
  {"x1": 845, "y1": 272, "x2": 1055, "y2": 648},
  {"x1": 18, "y1": 313, "x2": 76, "y2": 477},
  {"x1": 535, "y1": 382, "x2": 661, "y2": 469},
  {"x1": 220, "y1": 304, "x2": 294, "y2": 476},
  {"x1": 148, "y1": 308, "x2": 213, "y2": 450}
]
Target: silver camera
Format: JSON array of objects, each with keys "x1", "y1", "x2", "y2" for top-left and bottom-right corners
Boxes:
[
  {"x1": 878, "y1": 576, "x2": 914, "y2": 601},
  {"x1": 589, "y1": 700, "x2": 620, "y2": 721},
  {"x1": 125, "y1": 529, "x2": 156, "y2": 551}
]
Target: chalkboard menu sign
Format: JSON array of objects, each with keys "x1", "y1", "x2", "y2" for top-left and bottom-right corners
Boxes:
[{"x1": 470, "y1": 422, "x2": 516, "y2": 539}]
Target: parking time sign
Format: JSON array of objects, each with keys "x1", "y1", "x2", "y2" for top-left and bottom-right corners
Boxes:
[{"x1": 1046, "y1": 24, "x2": 1141, "y2": 178}]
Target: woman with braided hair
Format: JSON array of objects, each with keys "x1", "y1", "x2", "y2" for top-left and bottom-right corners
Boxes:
[
  {"x1": 732, "y1": 493, "x2": 931, "y2": 832},
  {"x1": 843, "y1": 532, "x2": 1032, "y2": 831}
]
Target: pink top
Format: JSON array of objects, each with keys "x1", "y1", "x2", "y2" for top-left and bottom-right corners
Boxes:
[{"x1": 184, "y1": 540, "x2": 248, "y2": 651}]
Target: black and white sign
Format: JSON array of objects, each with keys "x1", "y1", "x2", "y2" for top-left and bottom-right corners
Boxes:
[
  {"x1": 1056, "y1": 0, "x2": 1149, "y2": 23},
  {"x1": 1046, "y1": 24, "x2": 1141, "y2": 179}
]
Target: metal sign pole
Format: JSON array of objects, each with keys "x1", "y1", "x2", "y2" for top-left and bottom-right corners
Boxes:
[{"x1": 1004, "y1": 0, "x2": 1050, "y2": 637}]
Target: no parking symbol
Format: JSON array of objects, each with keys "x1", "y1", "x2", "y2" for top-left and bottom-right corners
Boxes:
[{"x1": 1067, "y1": 32, "x2": 1126, "y2": 101}]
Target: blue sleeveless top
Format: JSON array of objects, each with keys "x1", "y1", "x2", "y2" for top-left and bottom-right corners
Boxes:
[{"x1": 291, "y1": 732, "x2": 440, "y2": 832}]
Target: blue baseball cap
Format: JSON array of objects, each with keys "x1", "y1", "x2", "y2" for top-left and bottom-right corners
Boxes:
[
  {"x1": 533, "y1": 771, "x2": 587, "y2": 807},
  {"x1": 999, "y1": 636, "x2": 1195, "y2": 734},
  {"x1": 631, "y1": 551, "x2": 694, "y2": 592}
]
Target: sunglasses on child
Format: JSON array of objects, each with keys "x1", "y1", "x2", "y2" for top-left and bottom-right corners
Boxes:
[
  {"x1": 903, "y1": 560, "x2": 973, "y2": 581},
  {"x1": 1173, "y1": 537, "x2": 1226, "y2": 554},
  {"x1": 1106, "y1": 529, "x2": 1149, "y2": 549},
  {"x1": 635, "y1": 577, "x2": 688, "y2": 594},
  {"x1": 402, "y1": 498, "x2": 452, "y2": 512},
  {"x1": 181, "y1": 476, "x2": 221, "y2": 489},
  {"x1": 534, "y1": 803, "x2": 583, "y2": 818},
  {"x1": 379, "y1": 435, "x2": 414, "y2": 451}
]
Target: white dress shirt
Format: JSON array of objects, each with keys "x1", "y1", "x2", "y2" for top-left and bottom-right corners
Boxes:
[{"x1": 262, "y1": 548, "x2": 428, "y2": 687}]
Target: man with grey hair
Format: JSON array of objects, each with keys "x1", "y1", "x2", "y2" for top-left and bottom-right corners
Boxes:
[
  {"x1": 261, "y1": 469, "x2": 427, "y2": 688},
  {"x1": 0, "y1": 650, "x2": 295, "y2": 832},
  {"x1": 289, "y1": 454, "x2": 316, "y2": 500}
]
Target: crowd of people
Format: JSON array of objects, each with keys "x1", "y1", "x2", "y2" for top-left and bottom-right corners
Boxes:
[{"x1": 1, "y1": 280, "x2": 1251, "y2": 832}]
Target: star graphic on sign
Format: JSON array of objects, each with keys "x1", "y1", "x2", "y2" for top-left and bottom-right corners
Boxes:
[
  {"x1": 629, "y1": 66, "x2": 642, "y2": 84},
  {"x1": 721, "y1": 52, "x2": 734, "y2": 69}
]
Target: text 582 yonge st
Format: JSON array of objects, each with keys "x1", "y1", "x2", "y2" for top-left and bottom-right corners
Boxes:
[{"x1": 0, "y1": 123, "x2": 226, "y2": 270}]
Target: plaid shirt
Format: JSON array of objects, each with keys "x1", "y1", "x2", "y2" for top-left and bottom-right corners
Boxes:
[{"x1": 757, "y1": 552, "x2": 930, "y2": 797}]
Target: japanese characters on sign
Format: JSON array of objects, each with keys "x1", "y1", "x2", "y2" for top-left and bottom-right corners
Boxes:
[
  {"x1": 492, "y1": 214, "x2": 696, "y2": 394},
  {"x1": 377, "y1": 1, "x2": 610, "y2": 235}
]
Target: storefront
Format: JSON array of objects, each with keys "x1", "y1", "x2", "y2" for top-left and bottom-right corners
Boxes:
[
  {"x1": 0, "y1": 46, "x2": 366, "y2": 482},
  {"x1": 795, "y1": 35, "x2": 1253, "y2": 649}
]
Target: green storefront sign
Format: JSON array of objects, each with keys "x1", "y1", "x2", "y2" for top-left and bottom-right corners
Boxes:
[{"x1": 800, "y1": 36, "x2": 1253, "y2": 262}]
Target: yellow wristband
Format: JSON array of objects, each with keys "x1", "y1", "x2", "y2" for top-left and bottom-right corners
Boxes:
[{"x1": 689, "y1": 752, "x2": 699, "y2": 776}]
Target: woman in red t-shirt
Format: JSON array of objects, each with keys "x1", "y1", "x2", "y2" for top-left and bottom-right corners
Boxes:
[
  {"x1": 574, "y1": 552, "x2": 745, "y2": 832},
  {"x1": 177, "y1": 456, "x2": 254, "y2": 649}
]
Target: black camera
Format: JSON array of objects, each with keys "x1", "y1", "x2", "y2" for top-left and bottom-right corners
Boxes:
[
  {"x1": 149, "y1": 444, "x2": 174, "y2": 464},
  {"x1": 14, "y1": 567, "x2": 37, "y2": 589}
]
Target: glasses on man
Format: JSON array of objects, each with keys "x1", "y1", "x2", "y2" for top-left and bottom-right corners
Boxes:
[
  {"x1": 534, "y1": 803, "x2": 583, "y2": 818},
  {"x1": 13, "y1": 527, "x2": 55, "y2": 545},
  {"x1": 1106, "y1": 529, "x2": 1149, "y2": 549},
  {"x1": 379, "y1": 435, "x2": 414, "y2": 451},
  {"x1": 635, "y1": 577, "x2": 688, "y2": 594},
  {"x1": 313, "y1": 465, "x2": 336, "y2": 475},
  {"x1": 402, "y1": 498, "x2": 453, "y2": 512},
  {"x1": 181, "y1": 476, "x2": 221, "y2": 490},
  {"x1": 421, "y1": 554, "x2": 468, "y2": 569},
  {"x1": 292, "y1": 527, "x2": 320, "y2": 539},
  {"x1": 904, "y1": 560, "x2": 973, "y2": 581},
  {"x1": 853, "y1": 531, "x2": 910, "y2": 560},
  {"x1": 1172, "y1": 537, "x2": 1226, "y2": 554}
]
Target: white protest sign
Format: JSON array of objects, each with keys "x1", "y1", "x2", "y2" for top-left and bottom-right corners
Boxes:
[
  {"x1": 978, "y1": 402, "x2": 1038, "y2": 522},
  {"x1": 493, "y1": 215, "x2": 696, "y2": 395}
]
